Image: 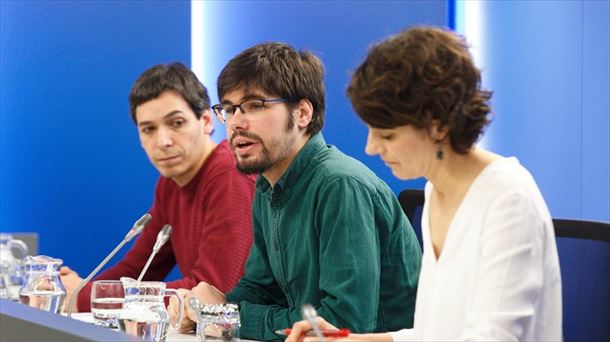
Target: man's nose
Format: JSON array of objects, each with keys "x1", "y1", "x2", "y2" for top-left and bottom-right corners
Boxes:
[
  {"x1": 227, "y1": 110, "x2": 248, "y2": 132},
  {"x1": 156, "y1": 127, "x2": 173, "y2": 147}
]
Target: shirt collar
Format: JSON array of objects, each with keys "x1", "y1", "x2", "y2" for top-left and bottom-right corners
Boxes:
[{"x1": 255, "y1": 133, "x2": 326, "y2": 195}]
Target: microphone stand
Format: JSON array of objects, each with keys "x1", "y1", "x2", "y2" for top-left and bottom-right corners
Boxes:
[
  {"x1": 66, "y1": 213, "x2": 152, "y2": 317},
  {"x1": 137, "y1": 224, "x2": 172, "y2": 282}
]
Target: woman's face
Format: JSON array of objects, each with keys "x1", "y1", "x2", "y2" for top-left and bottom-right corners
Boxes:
[{"x1": 365, "y1": 124, "x2": 438, "y2": 180}]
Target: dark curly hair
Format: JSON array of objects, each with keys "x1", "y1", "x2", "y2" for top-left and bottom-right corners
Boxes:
[
  {"x1": 347, "y1": 26, "x2": 492, "y2": 154},
  {"x1": 217, "y1": 42, "x2": 325, "y2": 136},
  {"x1": 129, "y1": 62, "x2": 210, "y2": 123}
]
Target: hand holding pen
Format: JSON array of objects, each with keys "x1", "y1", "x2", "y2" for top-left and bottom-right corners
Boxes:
[
  {"x1": 276, "y1": 328, "x2": 351, "y2": 338},
  {"x1": 283, "y1": 316, "x2": 352, "y2": 342}
]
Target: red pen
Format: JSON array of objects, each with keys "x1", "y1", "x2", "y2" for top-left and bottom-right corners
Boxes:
[{"x1": 275, "y1": 328, "x2": 351, "y2": 337}]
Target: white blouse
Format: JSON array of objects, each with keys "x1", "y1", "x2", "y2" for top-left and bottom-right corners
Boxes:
[{"x1": 390, "y1": 157, "x2": 562, "y2": 341}]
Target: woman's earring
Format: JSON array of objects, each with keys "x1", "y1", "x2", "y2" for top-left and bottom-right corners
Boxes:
[{"x1": 436, "y1": 141, "x2": 444, "y2": 160}]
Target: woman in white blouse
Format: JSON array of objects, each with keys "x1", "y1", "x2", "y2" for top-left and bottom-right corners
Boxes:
[{"x1": 287, "y1": 26, "x2": 562, "y2": 342}]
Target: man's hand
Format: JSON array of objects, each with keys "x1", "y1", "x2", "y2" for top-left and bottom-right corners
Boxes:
[
  {"x1": 59, "y1": 266, "x2": 82, "y2": 313},
  {"x1": 169, "y1": 282, "x2": 228, "y2": 333},
  {"x1": 169, "y1": 288, "x2": 196, "y2": 333}
]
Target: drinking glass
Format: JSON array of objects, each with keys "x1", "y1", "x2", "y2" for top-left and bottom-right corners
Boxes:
[
  {"x1": 196, "y1": 303, "x2": 240, "y2": 341},
  {"x1": 91, "y1": 280, "x2": 125, "y2": 329}
]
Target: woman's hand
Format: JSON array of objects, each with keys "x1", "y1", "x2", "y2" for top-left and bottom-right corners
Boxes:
[
  {"x1": 285, "y1": 317, "x2": 393, "y2": 342},
  {"x1": 285, "y1": 316, "x2": 340, "y2": 342}
]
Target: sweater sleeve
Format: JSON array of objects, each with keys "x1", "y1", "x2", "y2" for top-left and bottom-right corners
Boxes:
[{"x1": 165, "y1": 168, "x2": 255, "y2": 293}]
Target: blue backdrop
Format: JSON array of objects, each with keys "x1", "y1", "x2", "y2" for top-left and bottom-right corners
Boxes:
[{"x1": 1, "y1": 0, "x2": 191, "y2": 276}]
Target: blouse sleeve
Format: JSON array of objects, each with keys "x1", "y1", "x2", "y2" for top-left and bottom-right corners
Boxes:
[
  {"x1": 389, "y1": 328, "x2": 416, "y2": 341},
  {"x1": 461, "y1": 189, "x2": 547, "y2": 341}
]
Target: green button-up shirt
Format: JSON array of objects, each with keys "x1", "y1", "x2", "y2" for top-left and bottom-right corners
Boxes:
[{"x1": 227, "y1": 133, "x2": 421, "y2": 341}]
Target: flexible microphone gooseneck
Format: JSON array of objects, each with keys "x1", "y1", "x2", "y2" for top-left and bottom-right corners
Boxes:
[
  {"x1": 301, "y1": 303, "x2": 325, "y2": 342},
  {"x1": 66, "y1": 213, "x2": 152, "y2": 317},
  {"x1": 136, "y1": 224, "x2": 172, "y2": 282}
]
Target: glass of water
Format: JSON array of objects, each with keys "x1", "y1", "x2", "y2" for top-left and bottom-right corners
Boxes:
[
  {"x1": 197, "y1": 303, "x2": 240, "y2": 341},
  {"x1": 91, "y1": 280, "x2": 125, "y2": 329}
]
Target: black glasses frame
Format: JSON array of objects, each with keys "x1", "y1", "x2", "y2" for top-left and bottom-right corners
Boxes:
[{"x1": 212, "y1": 98, "x2": 291, "y2": 123}]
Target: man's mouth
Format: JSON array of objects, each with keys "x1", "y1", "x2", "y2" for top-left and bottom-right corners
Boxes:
[
  {"x1": 235, "y1": 141, "x2": 254, "y2": 149},
  {"x1": 157, "y1": 155, "x2": 180, "y2": 163},
  {"x1": 231, "y1": 132, "x2": 262, "y2": 155},
  {"x1": 233, "y1": 140, "x2": 258, "y2": 155}
]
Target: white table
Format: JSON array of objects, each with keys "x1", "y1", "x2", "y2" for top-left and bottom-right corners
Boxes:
[
  {"x1": 70, "y1": 313, "x2": 259, "y2": 341},
  {"x1": 70, "y1": 313, "x2": 195, "y2": 341}
]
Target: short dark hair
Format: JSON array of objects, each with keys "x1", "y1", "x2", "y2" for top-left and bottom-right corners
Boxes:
[
  {"x1": 347, "y1": 26, "x2": 492, "y2": 154},
  {"x1": 217, "y1": 42, "x2": 325, "y2": 136},
  {"x1": 129, "y1": 62, "x2": 211, "y2": 123}
]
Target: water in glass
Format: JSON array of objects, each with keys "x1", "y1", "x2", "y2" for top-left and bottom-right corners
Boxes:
[
  {"x1": 196, "y1": 303, "x2": 240, "y2": 341},
  {"x1": 91, "y1": 297, "x2": 125, "y2": 328},
  {"x1": 91, "y1": 280, "x2": 125, "y2": 329}
]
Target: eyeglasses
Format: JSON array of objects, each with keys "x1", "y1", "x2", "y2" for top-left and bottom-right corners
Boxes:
[{"x1": 212, "y1": 98, "x2": 291, "y2": 123}]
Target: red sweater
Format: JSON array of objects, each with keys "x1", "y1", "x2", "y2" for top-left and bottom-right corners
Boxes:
[{"x1": 78, "y1": 140, "x2": 255, "y2": 311}]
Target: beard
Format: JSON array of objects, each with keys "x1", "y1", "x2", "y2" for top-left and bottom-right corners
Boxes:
[
  {"x1": 235, "y1": 143, "x2": 275, "y2": 174},
  {"x1": 231, "y1": 113, "x2": 296, "y2": 175}
]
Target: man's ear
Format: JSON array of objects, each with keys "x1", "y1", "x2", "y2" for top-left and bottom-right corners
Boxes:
[
  {"x1": 294, "y1": 99, "x2": 314, "y2": 129},
  {"x1": 200, "y1": 109, "x2": 214, "y2": 134}
]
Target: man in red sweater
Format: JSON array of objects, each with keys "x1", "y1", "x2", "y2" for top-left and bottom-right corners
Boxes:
[{"x1": 60, "y1": 63, "x2": 256, "y2": 312}]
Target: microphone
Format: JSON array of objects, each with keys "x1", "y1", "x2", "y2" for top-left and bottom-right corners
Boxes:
[
  {"x1": 136, "y1": 224, "x2": 172, "y2": 282},
  {"x1": 66, "y1": 213, "x2": 152, "y2": 317},
  {"x1": 301, "y1": 303, "x2": 325, "y2": 342}
]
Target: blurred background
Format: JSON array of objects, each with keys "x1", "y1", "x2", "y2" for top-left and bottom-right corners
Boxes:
[{"x1": 1, "y1": 0, "x2": 608, "y2": 340}]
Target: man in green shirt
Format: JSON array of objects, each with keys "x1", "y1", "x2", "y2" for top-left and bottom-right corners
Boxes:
[{"x1": 170, "y1": 42, "x2": 421, "y2": 341}]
